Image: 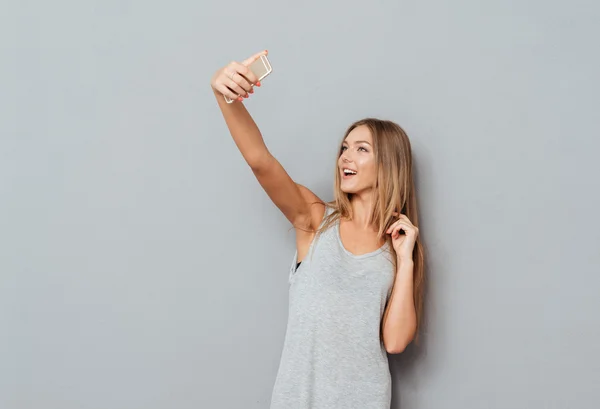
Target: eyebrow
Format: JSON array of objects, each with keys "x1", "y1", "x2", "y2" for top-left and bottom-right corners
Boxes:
[{"x1": 343, "y1": 140, "x2": 372, "y2": 146}]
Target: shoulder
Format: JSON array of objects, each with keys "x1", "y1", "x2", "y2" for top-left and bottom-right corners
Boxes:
[{"x1": 295, "y1": 184, "x2": 327, "y2": 232}]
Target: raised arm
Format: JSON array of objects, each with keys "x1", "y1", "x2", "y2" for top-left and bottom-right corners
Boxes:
[{"x1": 210, "y1": 50, "x2": 323, "y2": 231}]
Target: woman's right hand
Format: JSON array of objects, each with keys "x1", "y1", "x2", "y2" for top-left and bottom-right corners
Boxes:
[{"x1": 210, "y1": 50, "x2": 267, "y2": 102}]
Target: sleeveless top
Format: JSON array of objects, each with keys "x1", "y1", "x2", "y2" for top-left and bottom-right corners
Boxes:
[{"x1": 270, "y1": 206, "x2": 396, "y2": 409}]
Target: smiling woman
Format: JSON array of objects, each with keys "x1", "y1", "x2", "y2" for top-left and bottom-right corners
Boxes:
[
  {"x1": 211, "y1": 50, "x2": 425, "y2": 409},
  {"x1": 339, "y1": 126, "x2": 377, "y2": 192}
]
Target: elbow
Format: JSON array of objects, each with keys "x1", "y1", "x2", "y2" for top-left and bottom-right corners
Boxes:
[
  {"x1": 385, "y1": 341, "x2": 408, "y2": 355},
  {"x1": 384, "y1": 332, "x2": 415, "y2": 354},
  {"x1": 247, "y1": 151, "x2": 272, "y2": 172}
]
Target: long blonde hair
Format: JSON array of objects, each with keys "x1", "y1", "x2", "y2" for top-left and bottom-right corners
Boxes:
[{"x1": 317, "y1": 118, "x2": 426, "y2": 343}]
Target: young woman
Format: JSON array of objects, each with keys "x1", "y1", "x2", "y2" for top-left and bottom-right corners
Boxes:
[{"x1": 210, "y1": 50, "x2": 425, "y2": 409}]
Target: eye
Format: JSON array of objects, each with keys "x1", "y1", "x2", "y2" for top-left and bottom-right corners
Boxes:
[
  {"x1": 358, "y1": 146, "x2": 368, "y2": 152},
  {"x1": 341, "y1": 146, "x2": 348, "y2": 152}
]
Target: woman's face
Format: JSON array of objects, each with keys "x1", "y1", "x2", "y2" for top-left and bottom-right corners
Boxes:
[{"x1": 338, "y1": 125, "x2": 377, "y2": 194}]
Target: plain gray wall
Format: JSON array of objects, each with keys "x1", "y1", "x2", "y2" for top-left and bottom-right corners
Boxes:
[{"x1": 2, "y1": 1, "x2": 599, "y2": 408}]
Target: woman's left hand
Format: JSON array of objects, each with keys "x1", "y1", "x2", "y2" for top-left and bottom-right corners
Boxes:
[{"x1": 386, "y1": 213, "x2": 419, "y2": 262}]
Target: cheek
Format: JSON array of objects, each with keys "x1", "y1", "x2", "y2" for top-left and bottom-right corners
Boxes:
[{"x1": 359, "y1": 158, "x2": 377, "y2": 177}]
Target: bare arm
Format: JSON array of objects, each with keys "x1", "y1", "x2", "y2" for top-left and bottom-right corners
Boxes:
[
  {"x1": 381, "y1": 260, "x2": 417, "y2": 354},
  {"x1": 211, "y1": 51, "x2": 322, "y2": 230}
]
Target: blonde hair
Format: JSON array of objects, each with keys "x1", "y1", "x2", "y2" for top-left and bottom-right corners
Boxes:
[{"x1": 317, "y1": 118, "x2": 426, "y2": 343}]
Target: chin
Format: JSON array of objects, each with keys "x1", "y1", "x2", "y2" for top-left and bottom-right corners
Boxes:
[
  {"x1": 340, "y1": 184, "x2": 361, "y2": 194},
  {"x1": 340, "y1": 181, "x2": 374, "y2": 196}
]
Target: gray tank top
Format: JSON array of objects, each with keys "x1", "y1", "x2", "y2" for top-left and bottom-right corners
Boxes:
[{"x1": 270, "y1": 206, "x2": 396, "y2": 409}]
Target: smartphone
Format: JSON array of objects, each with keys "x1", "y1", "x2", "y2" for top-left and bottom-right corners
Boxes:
[{"x1": 224, "y1": 54, "x2": 273, "y2": 103}]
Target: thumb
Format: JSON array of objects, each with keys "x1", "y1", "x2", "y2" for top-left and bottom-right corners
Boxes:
[{"x1": 242, "y1": 49, "x2": 268, "y2": 66}]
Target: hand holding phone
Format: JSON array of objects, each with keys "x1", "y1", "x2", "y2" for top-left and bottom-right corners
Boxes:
[
  {"x1": 224, "y1": 54, "x2": 272, "y2": 103},
  {"x1": 210, "y1": 50, "x2": 272, "y2": 103}
]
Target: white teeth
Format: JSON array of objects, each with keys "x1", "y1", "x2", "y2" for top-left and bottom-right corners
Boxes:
[{"x1": 343, "y1": 169, "x2": 357, "y2": 175}]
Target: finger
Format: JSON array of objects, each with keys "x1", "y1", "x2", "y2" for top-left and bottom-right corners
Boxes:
[
  {"x1": 398, "y1": 223, "x2": 417, "y2": 236},
  {"x1": 392, "y1": 214, "x2": 415, "y2": 230},
  {"x1": 392, "y1": 223, "x2": 409, "y2": 233},
  {"x1": 226, "y1": 63, "x2": 254, "y2": 92},
  {"x1": 222, "y1": 68, "x2": 249, "y2": 97},
  {"x1": 389, "y1": 222, "x2": 411, "y2": 237},
  {"x1": 216, "y1": 84, "x2": 242, "y2": 102},
  {"x1": 224, "y1": 78, "x2": 248, "y2": 98},
  {"x1": 392, "y1": 226, "x2": 408, "y2": 239},
  {"x1": 231, "y1": 71, "x2": 253, "y2": 93},
  {"x1": 397, "y1": 215, "x2": 415, "y2": 228},
  {"x1": 386, "y1": 220, "x2": 405, "y2": 234},
  {"x1": 242, "y1": 49, "x2": 268, "y2": 67},
  {"x1": 230, "y1": 61, "x2": 259, "y2": 85}
]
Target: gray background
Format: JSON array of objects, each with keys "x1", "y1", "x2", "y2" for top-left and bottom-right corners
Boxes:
[{"x1": 2, "y1": 1, "x2": 599, "y2": 408}]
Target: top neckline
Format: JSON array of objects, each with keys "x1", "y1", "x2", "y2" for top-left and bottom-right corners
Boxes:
[{"x1": 334, "y1": 219, "x2": 389, "y2": 259}]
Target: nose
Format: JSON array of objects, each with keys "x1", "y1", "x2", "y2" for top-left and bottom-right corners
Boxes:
[{"x1": 341, "y1": 150, "x2": 352, "y2": 163}]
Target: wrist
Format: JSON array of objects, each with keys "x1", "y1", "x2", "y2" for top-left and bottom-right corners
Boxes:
[{"x1": 396, "y1": 258, "x2": 414, "y2": 269}]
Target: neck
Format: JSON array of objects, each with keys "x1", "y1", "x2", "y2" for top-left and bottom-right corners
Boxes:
[{"x1": 348, "y1": 190, "x2": 377, "y2": 228}]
